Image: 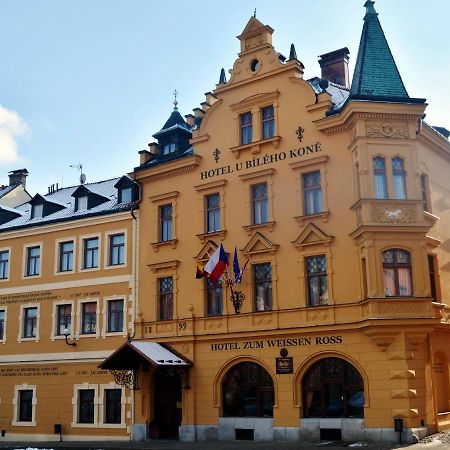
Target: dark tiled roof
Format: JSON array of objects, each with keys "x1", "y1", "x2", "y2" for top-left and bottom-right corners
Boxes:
[
  {"x1": 155, "y1": 109, "x2": 191, "y2": 136},
  {"x1": 349, "y1": 1, "x2": 423, "y2": 103},
  {"x1": 0, "y1": 177, "x2": 136, "y2": 232},
  {"x1": 0, "y1": 184, "x2": 17, "y2": 199}
]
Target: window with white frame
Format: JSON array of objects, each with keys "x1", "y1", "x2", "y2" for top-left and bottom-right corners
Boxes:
[
  {"x1": 58, "y1": 241, "x2": 74, "y2": 272},
  {"x1": 81, "y1": 302, "x2": 97, "y2": 334},
  {"x1": 56, "y1": 304, "x2": 72, "y2": 336},
  {"x1": 251, "y1": 182, "x2": 268, "y2": 225},
  {"x1": 12, "y1": 384, "x2": 36, "y2": 426},
  {"x1": 261, "y1": 105, "x2": 275, "y2": 139},
  {"x1": 22, "y1": 307, "x2": 38, "y2": 338},
  {"x1": 392, "y1": 157, "x2": 407, "y2": 199},
  {"x1": 373, "y1": 156, "x2": 388, "y2": 199},
  {"x1": 106, "y1": 299, "x2": 124, "y2": 333},
  {"x1": 108, "y1": 233, "x2": 125, "y2": 266},
  {"x1": 159, "y1": 204, "x2": 173, "y2": 242},
  {"x1": 253, "y1": 262, "x2": 272, "y2": 311},
  {"x1": 72, "y1": 384, "x2": 98, "y2": 427},
  {"x1": 0, "y1": 249, "x2": 9, "y2": 280},
  {"x1": 83, "y1": 237, "x2": 99, "y2": 269},
  {"x1": 26, "y1": 246, "x2": 40, "y2": 277},
  {"x1": 206, "y1": 193, "x2": 220, "y2": 233},
  {"x1": 240, "y1": 111, "x2": 253, "y2": 145},
  {"x1": 306, "y1": 255, "x2": 328, "y2": 306},
  {"x1": 302, "y1": 171, "x2": 323, "y2": 215},
  {"x1": 103, "y1": 388, "x2": 122, "y2": 424}
]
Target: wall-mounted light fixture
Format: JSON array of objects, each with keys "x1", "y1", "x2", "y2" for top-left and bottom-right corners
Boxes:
[{"x1": 62, "y1": 328, "x2": 76, "y2": 347}]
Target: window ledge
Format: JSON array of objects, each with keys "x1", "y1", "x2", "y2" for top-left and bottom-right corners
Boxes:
[
  {"x1": 243, "y1": 221, "x2": 275, "y2": 236},
  {"x1": 230, "y1": 136, "x2": 281, "y2": 159},
  {"x1": 196, "y1": 230, "x2": 227, "y2": 244},
  {"x1": 294, "y1": 211, "x2": 330, "y2": 226},
  {"x1": 151, "y1": 239, "x2": 178, "y2": 252}
]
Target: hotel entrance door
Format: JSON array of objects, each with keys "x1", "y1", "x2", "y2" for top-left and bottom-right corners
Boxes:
[{"x1": 154, "y1": 367, "x2": 182, "y2": 439}]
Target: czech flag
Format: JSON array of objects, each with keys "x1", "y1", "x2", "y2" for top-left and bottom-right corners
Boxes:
[{"x1": 204, "y1": 244, "x2": 228, "y2": 284}]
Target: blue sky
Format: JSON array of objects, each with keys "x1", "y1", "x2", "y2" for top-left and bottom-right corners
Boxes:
[{"x1": 1, "y1": 0, "x2": 449, "y2": 195}]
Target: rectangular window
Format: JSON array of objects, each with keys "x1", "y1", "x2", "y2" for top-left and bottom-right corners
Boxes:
[
  {"x1": 107, "y1": 299, "x2": 124, "y2": 333},
  {"x1": 261, "y1": 106, "x2": 275, "y2": 139},
  {"x1": 81, "y1": 302, "x2": 97, "y2": 334},
  {"x1": 0, "y1": 309, "x2": 5, "y2": 340},
  {"x1": 392, "y1": 157, "x2": 406, "y2": 199},
  {"x1": 109, "y1": 233, "x2": 125, "y2": 266},
  {"x1": 206, "y1": 193, "x2": 220, "y2": 233},
  {"x1": 240, "y1": 111, "x2": 253, "y2": 145},
  {"x1": 83, "y1": 238, "x2": 98, "y2": 269},
  {"x1": 253, "y1": 263, "x2": 272, "y2": 311},
  {"x1": 23, "y1": 307, "x2": 37, "y2": 338},
  {"x1": 158, "y1": 276, "x2": 173, "y2": 321},
  {"x1": 160, "y1": 204, "x2": 173, "y2": 242},
  {"x1": 373, "y1": 156, "x2": 388, "y2": 199},
  {"x1": 206, "y1": 278, "x2": 223, "y2": 316},
  {"x1": 18, "y1": 389, "x2": 33, "y2": 422},
  {"x1": 0, "y1": 250, "x2": 9, "y2": 279},
  {"x1": 428, "y1": 254, "x2": 438, "y2": 302},
  {"x1": 303, "y1": 171, "x2": 323, "y2": 215},
  {"x1": 252, "y1": 183, "x2": 268, "y2": 225},
  {"x1": 77, "y1": 196, "x2": 88, "y2": 211},
  {"x1": 306, "y1": 255, "x2": 328, "y2": 306},
  {"x1": 78, "y1": 389, "x2": 95, "y2": 423},
  {"x1": 104, "y1": 389, "x2": 122, "y2": 424},
  {"x1": 59, "y1": 241, "x2": 74, "y2": 272},
  {"x1": 421, "y1": 174, "x2": 430, "y2": 212},
  {"x1": 56, "y1": 304, "x2": 72, "y2": 336},
  {"x1": 119, "y1": 187, "x2": 132, "y2": 204},
  {"x1": 26, "y1": 246, "x2": 40, "y2": 276},
  {"x1": 32, "y1": 203, "x2": 43, "y2": 219}
]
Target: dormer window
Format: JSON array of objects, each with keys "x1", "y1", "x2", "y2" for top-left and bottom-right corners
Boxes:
[
  {"x1": 119, "y1": 187, "x2": 132, "y2": 204},
  {"x1": 77, "y1": 196, "x2": 88, "y2": 211},
  {"x1": 31, "y1": 204, "x2": 43, "y2": 219},
  {"x1": 115, "y1": 176, "x2": 139, "y2": 204},
  {"x1": 162, "y1": 143, "x2": 177, "y2": 155}
]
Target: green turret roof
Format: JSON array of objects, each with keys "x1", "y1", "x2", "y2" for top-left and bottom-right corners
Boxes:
[{"x1": 350, "y1": 1, "x2": 424, "y2": 103}]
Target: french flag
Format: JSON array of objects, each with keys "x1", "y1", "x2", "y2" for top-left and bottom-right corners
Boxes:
[{"x1": 204, "y1": 244, "x2": 228, "y2": 284}]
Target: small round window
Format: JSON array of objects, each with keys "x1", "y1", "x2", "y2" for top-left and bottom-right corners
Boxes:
[{"x1": 250, "y1": 59, "x2": 261, "y2": 72}]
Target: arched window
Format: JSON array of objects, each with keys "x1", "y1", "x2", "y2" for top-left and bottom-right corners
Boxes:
[
  {"x1": 382, "y1": 249, "x2": 413, "y2": 297},
  {"x1": 302, "y1": 357, "x2": 364, "y2": 418},
  {"x1": 392, "y1": 157, "x2": 406, "y2": 199},
  {"x1": 222, "y1": 362, "x2": 274, "y2": 417},
  {"x1": 373, "y1": 157, "x2": 388, "y2": 199}
]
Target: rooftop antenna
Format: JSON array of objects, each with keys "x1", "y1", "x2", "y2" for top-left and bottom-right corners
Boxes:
[{"x1": 70, "y1": 163, "x2": 86, "y2": 185}]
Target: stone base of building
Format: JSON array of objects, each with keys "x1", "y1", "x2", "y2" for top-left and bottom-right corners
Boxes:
[{"x1": 178, "y1": 420, "x2": 429, "y2": 444}]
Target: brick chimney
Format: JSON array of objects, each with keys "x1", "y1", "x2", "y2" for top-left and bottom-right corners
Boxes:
[
  {"x1": 318, "y1": 47, "x2": 350, "y2": 87},
  {"x1": 8, "y1": 168, "x2": 29, "y2": 188}
]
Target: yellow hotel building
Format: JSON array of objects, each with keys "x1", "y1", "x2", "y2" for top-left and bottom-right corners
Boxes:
[{"x1": 2, "y1": 1, "x2": 450, "y2": 444}]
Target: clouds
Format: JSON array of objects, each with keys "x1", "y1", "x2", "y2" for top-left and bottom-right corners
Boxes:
[{"x1": 0, "y1": 105, "x2": 29, "y2": 164}]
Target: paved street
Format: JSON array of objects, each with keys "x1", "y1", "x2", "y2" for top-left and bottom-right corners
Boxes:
[{"x1": 1, "y1": 433, "x2": 450, "y2": 450}]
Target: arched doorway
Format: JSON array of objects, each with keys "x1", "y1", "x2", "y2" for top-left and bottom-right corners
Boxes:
[
  {"x1": 222, "y1": 361, "x2": 274, "y2": 417},
  {"x1": 302, "y1": 357, "x2": 364, "y2": 418},
  {"x1": 153, "y1": 367, "x2": 182, "y2": 438}
]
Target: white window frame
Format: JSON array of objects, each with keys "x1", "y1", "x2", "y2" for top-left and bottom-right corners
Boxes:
[
  {"x1": 0, "y1": 306, "x2": 7, "y2": 343},
  {"x1": 102, "y1": 296, "x2": 127, "y2": 337},
  {"x1": 12, "y1": 384, "x2": 37, "y2": 427},
  {"x1": 18, "y1": 303, "x2": 40, "y2": 343},
  {"x1": 22, "y1": 242, "x2": 43, "y2": 279},
  {"x1": 104, "y1": 229, "x2": 127, "y2": 270},
  {"x1": 99, "y1": 383, "x2": 126, "y2": 428},
  {"x1": 78, "y1": 233, "x2": 101, "y2": 272},
  {"x1": 0, "y1": 246, "x2": 11, "y2": 282},
  {"x1": 71, "y1": 383, "x2": 99, "y2": 428},
  {"x1": 76, "y1": 298, "x2": 100, "y2": 338},
  {"x1": 54, "y1": 237, "x2": 76, "y2": 275},
  {"x1": 51, "y1": 300, "x2": 75, "y2": 341}
]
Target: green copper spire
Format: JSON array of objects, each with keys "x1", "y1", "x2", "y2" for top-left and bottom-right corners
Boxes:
[{"x1": 350, "y1": 1, "x2": 422, "y2": 102}]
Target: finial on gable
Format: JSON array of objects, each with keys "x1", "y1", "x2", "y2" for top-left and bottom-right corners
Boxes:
[
  {"x1": 173, "y1": 89, "x2": 178, "y2": 110},
  {"x1": 364, "y1": 0, "x2": 378, "y2": 17},
  {"x1": 219, "y1": 68, "x2": 227, "y2": 85}
]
